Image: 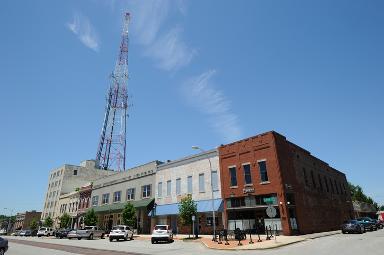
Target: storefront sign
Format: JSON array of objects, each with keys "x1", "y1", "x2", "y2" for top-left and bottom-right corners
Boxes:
[
  {"x1": 266, "y1": 205, "x2": 277, "y2": 218},
  {"x1": 243, "y1": 187, "x2": 255, "y2": 194}
]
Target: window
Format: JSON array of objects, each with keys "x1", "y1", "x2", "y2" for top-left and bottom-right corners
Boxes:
[
  {"x1": 92, "y1": 196, "x2": 99, "y2": 206},
  {"x1": 258, "y1": 161, "x2": 269, "y2": 182},
  {"x1": 142, "y1": 185, "x2": 151, "y2": 198},
  {"x1": 318, "y1": 174, "x2": 323, "y2": 192},
  {"x1": 206, "y1": 216, "x2": 219, "y2": 226},
  {"x1": 126, "y1": 188, "x2": 135, "y2": 200},
  {"x1": 158, "y1": 182, "x2": 163, "y2": 197},
  {"x1": 73, "y1": 169, "x2": 78, "y2": 176},
  {"x1": 176, "y1": 178, "x2": 181, "y2": 195},
  {"x1": 167, "y1": 180, "x2": 171, "y2": 196},
  {"x1": 324, "y1": 176, "x2": 329, "y2": 192},
  {"x1": 211, "y1": 171, "x2": 218, "y2": 191},
  {"x1": 113, "y1": 191, "x2": 121, "y2": 202},
  {"x1": 303, "y1": 168, "x2": 309, "y2": 186},
  {"x1": 329, "y1": 177, "x2": 334, "y2": 193},
  {"x1": 199, "y1": 173, "x2": 205, "y2": 192},
  {"x1": 243, "y1": 164, "x2": 252, "y2": 185},
  {"x1": 102, "y1": 193, "x2": 109, "y2": 204},
  {"x1": 229, "y1": 166, "x2": 237, "y2": 186},
  {"x1": 334, "y1": 180, "x2": 339, "y2": 194},
  {"x1": 311, "y1": 171, "x2": 316, "y2": 188},
  {"x1": 187, "y1": 176, "x2": 192, "y2": 194}
]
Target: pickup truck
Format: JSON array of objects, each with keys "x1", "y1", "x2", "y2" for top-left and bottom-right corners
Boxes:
[{"x1": 76, "y1": 226, "x2": 105, "y2": 240}]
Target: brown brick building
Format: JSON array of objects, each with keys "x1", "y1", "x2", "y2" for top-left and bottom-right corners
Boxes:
[
  {"x1": 219, "y1": 131, "x2": 353, "y2": 235},
  {"x1": 14, "y1": 210, "x2": 42, "y2": 231}
]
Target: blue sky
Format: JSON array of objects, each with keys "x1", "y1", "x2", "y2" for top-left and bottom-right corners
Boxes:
[{"x1": 0, "y1": 0, "x2": 383, "y2": 215}]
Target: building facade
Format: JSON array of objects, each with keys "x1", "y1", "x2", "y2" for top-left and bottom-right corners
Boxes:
[
  {"x1": 41, "y1": 160, "x2": 113, "y2": 222},
  {"x1": 56, "y1": 191, "x2": 79, "y2": 228},
  {"x1": 219, "y1": 131, "x2": 353, "y2": 235},
  {"x1": 14, "y1": 211, "x2": 42, "y2": 230},
  {"x1": 152, "y1": 150, "x2": 223, "y2": 235},
  {"x1": 91, "y1": 161, "x2": 160, "y2": 234}
]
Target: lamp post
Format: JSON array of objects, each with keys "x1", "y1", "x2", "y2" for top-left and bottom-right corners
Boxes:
[{"x1": 192, "y1": 146, "x2": 217, "y2": 242}]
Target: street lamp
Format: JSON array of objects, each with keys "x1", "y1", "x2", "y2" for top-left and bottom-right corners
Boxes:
[{"x1": 192, "y1": 146, "x2": 217, "y2": 242}]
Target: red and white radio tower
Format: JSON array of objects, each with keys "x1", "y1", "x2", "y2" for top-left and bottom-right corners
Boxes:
[{"x1": 96, "y1": 13, "x2": 130, "y2": 171}]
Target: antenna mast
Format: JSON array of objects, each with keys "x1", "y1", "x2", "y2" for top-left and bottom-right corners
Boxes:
[{"x1": 96, "y1": 13, "x2": 130, "y2": 171}]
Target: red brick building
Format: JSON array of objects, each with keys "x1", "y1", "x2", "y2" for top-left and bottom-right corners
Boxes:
[{"x1": 219, "y1": 131, "x2": 353, "y2": 235}]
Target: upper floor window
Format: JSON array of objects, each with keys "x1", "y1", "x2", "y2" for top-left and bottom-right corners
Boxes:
[
  {"x1": 166, "y1": 180, "x2": 171, "y2": 196},
  {"x1": 324, "y1": 176, "x2": 329, "y2": 192},
  {"x1": 258, "y1": 161, "x2": 269, "y2": 182},
  {"x1": 92, "y1": 196, "x2": 99, "y2": 206},
  {"x1": 199, "y1": 173, "x2": 205, "y2": 192},
  {"x1": 303, "y1": 168, "x2": 309, "y2": 187},
  {"x1": 113, "y1": 191, "x2": 121, "y2": 203},
  {"x1": 211, "y1": 171, "x2": 218, "y2": 191},
  {"x1": 126, "y1": 188, "x2": 135, "y2": 200},
  {"x1": 187, "y1": 176, "x2": 192, "y2": 194},
  {"x1": 310, "y1": 170, "x2": 316, "y2": 188},
  {"x1": 102, "y1": 193, "x2": 109, "y2": 204},
  {"x1": 176, "y1": 178, "x2": 181, "y2": 195},
  {"x1": 318, "y1": 174, "x2": 323, "y2": 192},
  {"x1": 158, "y1": 182, "x2": 163, "y2": 197},
  {"x1": 229, "y1": 166, "x2": 237, "y2": 186},
  {"x1": 142, "y1": 185, "x2": 151, "y2": 198},
  {"x1": 73, "y1": 169, "x2": 78, "y2": 176},
  {"x1": 243, "y1": 164, "x2": 252, "y2": 185}
]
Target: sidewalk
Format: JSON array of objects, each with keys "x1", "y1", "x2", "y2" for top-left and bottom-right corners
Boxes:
[{"x1": 199, "y1": 230, "x2": 341, "y2": 250}]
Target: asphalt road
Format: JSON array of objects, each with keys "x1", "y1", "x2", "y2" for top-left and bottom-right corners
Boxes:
[{"x1": 6, "y1": 229, "x2": 384, "y2": 255}]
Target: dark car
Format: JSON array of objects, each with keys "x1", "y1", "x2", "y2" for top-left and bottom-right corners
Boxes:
[
  {"x1": 341, "y1": 220, "x2": 365, "y2": 234},
  {"x1": 55, "y1": 229, "x2": 72, "y2": 239},
  {"x1": 0, "y1": 236, "x2": 8, "y2": 255},
  {"x1": 357, "y1": 217, "x2": 377, "y2": 231},
  {"x1": 372, "y1": 219, "x2": 383, "y2": 229}
]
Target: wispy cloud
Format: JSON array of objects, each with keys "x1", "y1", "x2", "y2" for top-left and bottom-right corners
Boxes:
[
  {"x1": 121, "y1": 0, "x2": 195, "y2": 71},
  {"x1": 67, "y1": 12, "x2": 99, "y2": 52},
  {"x1": 146, "y1": 27, "x2": 197, "y2": 71},
  {"x1": 183, "y1": 70, "x2": 243, "y2": 142}
]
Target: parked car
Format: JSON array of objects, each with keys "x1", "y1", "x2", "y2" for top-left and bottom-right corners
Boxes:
[
  {"x1": 12, "y1": 230, "x2": 21, "y2": 236},
  {"x1": 19, "y1": 230, "x2": 32, "y2": 237},
  {"x1": 0, "y1": 229, "x2": 7, "y2": 236},
  {"x1": 67, "y1": 230, "x2": 79, "y2": 240},
  {"x1": 356, "y1": 217, "x2": 377, "y2": 231},
  {"x1": 151, "y1": 225, "x2": 173, "y2": 244},
  {"x1": 341, "y1": 220, "x2": 365, "y2": 234},
  {"x1": 372, "y1": 219, "x2": 383, "y2": 229},
  {"x1": 76, "y1": 226, "x2": 105, "y2": 240},
  {"x1": 55, "y1": 229, "x2": 72, "y2": 239},
  {"x1": 109, "y1": 225, "x2": 134, "y2": 242},
  {"x1": 37, "y1": 227, "x2": 55, "y2": 237},
  {"x1": 0, "y1": 236, "x2": 8, "y2": 255}
]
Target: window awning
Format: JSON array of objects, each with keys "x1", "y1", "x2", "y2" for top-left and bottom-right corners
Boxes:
[
  {"x1": 93, "y1": 198, "x2": 154, "y2": 213},
  {"x1": 150, "y1": 199, "x2": 223, "y2": 216}
]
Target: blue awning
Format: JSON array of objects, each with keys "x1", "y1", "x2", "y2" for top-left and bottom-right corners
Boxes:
[{"x1": 150, "y1": 199, "x2": 223, "y2": 216}]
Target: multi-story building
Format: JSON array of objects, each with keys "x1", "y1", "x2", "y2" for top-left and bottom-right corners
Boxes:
[
  {"x1": 77, "y1": 183, "x2": 93, "y2": 228},
  {"x1": 14, "y1": 211, "x2": 42, "y2": 231},
  {"x1": 91, "y1": 161, "x2": 161, "y2": 234},
  {"x1": 41, "y1": 160, "x2": 113, "y2": 222},
  {"x1": 152, "y1": 150, "x2": 223, "y2": 235},
  {"x1": 56, "y1": 191, "x2": 79, "y2": 228},
  {"x1": 218, "y1": 131, "x2": 353, "y2": 235}
]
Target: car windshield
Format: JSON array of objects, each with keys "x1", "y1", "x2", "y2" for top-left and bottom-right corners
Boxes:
[
  {"x1": 155, "y1": 226, "x2": 167, "y2": 230},
  {"x1": 112, "y1": 226, "x2": 125, "y2": 230},
  {"x1": 84, "y1": 227, "x2": 94, "y2": 230},
  {"x1": 39, "y1": 228, "x2": 47, "y2": 231}
]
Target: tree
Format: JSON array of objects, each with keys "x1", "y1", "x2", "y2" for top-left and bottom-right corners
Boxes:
[
  {"x1": 380, "y1": 205, "x2": 384, "y2": 211},
  {"x1": 30, "y1": 218, "x2": 38, "y2": 230},
  {"x1": 178, "y1": 195, "x2": 197, "y2": 237},
  {"x1": 122, "y1": 202, "x2": 136, "y2": 227},
  {"x1": 60, "y1": 213, "x2": 71, "y2": 228},
  {"x1": 44, "y1": 216, "x2": 53, "y2": 227},
  {"x1": 84, "y1": 208, "x2": 98, "y2": 226}
]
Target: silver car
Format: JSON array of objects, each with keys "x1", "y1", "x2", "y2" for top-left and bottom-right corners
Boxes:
[{"x1": 151, "y1": 225, "x2": 173, "y2": 244}]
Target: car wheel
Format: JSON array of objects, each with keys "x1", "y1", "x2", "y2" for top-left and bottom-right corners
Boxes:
[
  {"x1": 109, "y1": 238, "x2": 113, "y2": 242},
  {"x1": 47, "y1": 233, "x2": 50, "y2": 237},
  {"x1": 130, "y1": 234, "x2": 133, "y2": 240},
  {"x1": 89, "y1": 234, "x2": 93, "y2": 240},
  {"x1": 78, "y1": 237, "x2": 82, "y2": 240},
  {"x1": 68, "y1": 237, "x2": 72, "y2": 240},
  {"x1": 151, "y1": 238, "x2": 155, "y2": 244},
  {"x1": 0, "y1": 248, "x2": 4, "y2": 255},
  {"x1": 101, "y1": 234, "x2": 105, "y2": 239},
  {"x1": 342, "y1": 230, "x2": 346, "y2": 234}
]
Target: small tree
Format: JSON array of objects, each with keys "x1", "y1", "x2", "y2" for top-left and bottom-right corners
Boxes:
[
  {"x1": 84, "y1": 208, "x2": 98, "y2": 226},
  {"x1": 178, "y1": 195, "x2": 197, "y2": 238},
  {"x1": 44, "y1": 216, "x2": 53, "y2": 227},
  {"x1": 30, "y1": 218, "x2": 38, "y2": 231},
  {"x1": 60, "y1": 213, "x2": 71, "y2": 228},
  {"x1": 122, "y1": 202, "x2": 136, "y2": 227}
]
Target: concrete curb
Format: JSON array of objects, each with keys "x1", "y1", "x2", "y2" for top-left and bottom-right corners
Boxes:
[
  {"x1": 199, "y1": 238, "x2": 306, "y2": 250},
  {"x1": 305, "y1": 231, "x2": 341, "y2": 240}
]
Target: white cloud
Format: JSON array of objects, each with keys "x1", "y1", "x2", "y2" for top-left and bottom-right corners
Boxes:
[
  {"x1": 183, "y1": 70, "x2": 243, "y2": 142},
  {"x1": 146, "y1": 27, "x2": 197, "y2": 71},
  {"x1": 67, "y1": 12, "x2": 99, "y2": 52},
  {"x1": 120, "y1": 0, "x2": 195, "y2": 71}
]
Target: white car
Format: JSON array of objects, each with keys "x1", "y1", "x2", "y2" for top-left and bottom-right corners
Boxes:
[
  {"x1": 109, "y1": 225, "x2": 134, "y2": 242},
  {"x1": 151, "y1": 225, "x2": 173, "y2": 244},
  {"x1": 37, "y1": 227, "x2": 54, "y2": 237}
]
